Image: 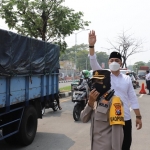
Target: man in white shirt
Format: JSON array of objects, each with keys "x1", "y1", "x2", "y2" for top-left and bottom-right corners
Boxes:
[
  {"x1": 88, "y1": 30, "x2": 142, "y2": 150},
  {"x1": 145, "y1": 70, "x2": 150, "y2": 95}
]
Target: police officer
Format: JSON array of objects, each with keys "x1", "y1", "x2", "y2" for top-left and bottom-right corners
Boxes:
[
  {"x1": 81, "y1": 70, "x2": 124, "y2": 150},
  {"x1": 85, "y1": 30, "x2": 142, "y2": 150}
]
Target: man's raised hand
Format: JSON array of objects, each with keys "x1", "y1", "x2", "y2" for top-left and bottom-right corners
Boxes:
[{"x1": 89, "y1": 30, "x2": 96, "y2": 46}]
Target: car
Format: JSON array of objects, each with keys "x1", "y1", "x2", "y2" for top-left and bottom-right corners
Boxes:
[{"x1": 138, "y1": 72, "x2": 146, "y2": 79}]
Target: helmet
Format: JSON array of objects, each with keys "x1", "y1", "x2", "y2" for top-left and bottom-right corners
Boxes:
[{"x1": 82, "y1": 70, "x2": 90, "y2": 78}]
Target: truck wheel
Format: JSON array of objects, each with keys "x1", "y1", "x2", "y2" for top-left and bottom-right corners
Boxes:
[
  {"x1": 19, "y1": 105, "x2": 38, "y2": 146},
  {"x1": 73, "y1": 104, "x2": 81, "y2": 121}
]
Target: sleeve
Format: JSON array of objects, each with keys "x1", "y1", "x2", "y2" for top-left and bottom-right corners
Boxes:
[
  {"x1": 80, "y1": 104, "x2": 93, "y2": 123},
  {"x1": 88, "y1": 54, "x2": 102, "y2": 71},
  {"x1": 127, "y1": 77, "x2": 139, "y2": 109},
  {"x1": 148, "y1": 73, "x2": 150, "y2": 80}
]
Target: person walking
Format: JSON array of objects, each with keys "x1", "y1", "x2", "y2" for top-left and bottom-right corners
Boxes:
[
  {"x1": 81, "y1": 30, "x2": 142, "y2": 150},
  {"x1": 145, "y1": 70, "x2": 150, "y2": 95}
]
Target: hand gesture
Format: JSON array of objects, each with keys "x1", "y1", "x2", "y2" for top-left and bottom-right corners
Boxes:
[
  {"x1": 88, "y1": 89, "x2": 99, "y2": 108},
  {"x1": 89, "y1": 30, "x2": 96, "y2": 46}
]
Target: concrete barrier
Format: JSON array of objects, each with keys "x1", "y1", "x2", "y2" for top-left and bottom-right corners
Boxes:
[{"x1": 59, "y1": 91, "x2": 72, "y2": 98}]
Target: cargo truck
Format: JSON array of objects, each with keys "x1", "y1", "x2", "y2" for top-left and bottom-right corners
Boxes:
[{"x1": 0, "y1": 29, "x2": 60, "y2": 145}]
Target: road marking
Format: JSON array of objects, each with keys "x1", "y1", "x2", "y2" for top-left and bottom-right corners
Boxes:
[{"x1": 139, "y1": 94, "x2": 144, "y2": 98}]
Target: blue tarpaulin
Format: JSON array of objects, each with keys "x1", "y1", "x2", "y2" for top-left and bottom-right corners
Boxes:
[{"x1": 0, "y1": 29, "x2": 60, "y2": 75}]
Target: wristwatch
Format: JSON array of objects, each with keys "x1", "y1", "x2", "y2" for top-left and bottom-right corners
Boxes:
[
  {"x1": 136, "y1": 116, "x2": 142, "y2": 119},
  {"x1": 89, "y1": 45, "x2": 94, "y2": 48}
]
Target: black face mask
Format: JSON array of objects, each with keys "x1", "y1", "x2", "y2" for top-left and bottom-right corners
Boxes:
[
  {"x1": 93, "y1": 82, "x2": 111, "y2": 97},
  {"x1": 90, "y1": 70, "x2": 111, "y2": 99}
]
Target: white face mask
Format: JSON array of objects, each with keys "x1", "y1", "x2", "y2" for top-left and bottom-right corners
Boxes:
[{"x1": 109, "y1": 62, "x2": 120, "y2": 71}]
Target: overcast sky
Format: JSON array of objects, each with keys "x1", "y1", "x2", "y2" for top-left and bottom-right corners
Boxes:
[
  {"x1": 63, "y1": 0, "x2": 150, "y2": 65},
  {"x1": 1, "y1": 0, "x2": 150, "y2": 65}
]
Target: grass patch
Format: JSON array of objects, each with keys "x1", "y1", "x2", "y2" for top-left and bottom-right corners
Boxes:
[{"x1": 59, "y1": 86, "x2": 71, "y2": 92}]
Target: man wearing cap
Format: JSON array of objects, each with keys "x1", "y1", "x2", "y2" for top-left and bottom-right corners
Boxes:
[{"x1": 81, "y1": 30, "x2": 142, "y2": 150}]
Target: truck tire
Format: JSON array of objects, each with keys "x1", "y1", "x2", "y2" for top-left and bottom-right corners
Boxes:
[
  {"x1": 73, "y1": 104, "x2": 81, "y2": 121},
  {"x1": 19, "y1": 105, "x2": 38, "y2": 146}
]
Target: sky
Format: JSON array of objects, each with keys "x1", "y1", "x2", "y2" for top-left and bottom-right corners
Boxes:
[{"x1": 0, "y1": 0, "x2": 150, "y2": 65}]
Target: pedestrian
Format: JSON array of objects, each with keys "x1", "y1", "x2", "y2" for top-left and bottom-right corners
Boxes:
[
  {"x1": 145, "y1": 70, "x2": 150, "y2": 95},
  {"x1": 81, "y1": 69, "x2": 124, "y2": 150},
  {"x1": 81, "y1": 30, "x2": 142, "y2": 150}
]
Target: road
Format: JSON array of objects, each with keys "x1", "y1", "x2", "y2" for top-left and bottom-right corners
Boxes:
[{"x1": 0, "y1": 80, "x2": 149, "y2": 150}]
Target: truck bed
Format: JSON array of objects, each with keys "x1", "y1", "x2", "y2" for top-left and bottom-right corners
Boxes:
[{"x1": 0, "y1": 73, "x2": 58, "y2": 108}]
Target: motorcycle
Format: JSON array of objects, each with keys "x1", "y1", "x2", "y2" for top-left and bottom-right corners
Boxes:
[{"x1": 72, "y1": 80, "x2": 90, "y2": 121}]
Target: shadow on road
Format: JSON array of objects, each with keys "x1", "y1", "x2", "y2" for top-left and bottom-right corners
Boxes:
[{"x1": 0, "y1": 132, "x2": 75, "y2": 150}]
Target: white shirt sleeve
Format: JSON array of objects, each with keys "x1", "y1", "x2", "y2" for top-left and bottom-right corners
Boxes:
[
  {"x1": 88, "y1": 54, "x2": 102, "y2": 71},
  {"x1": 148, "y1": 73, "x2": 150, "y2": 80},
  {"x1": 127, "y1": 78, "x2": 139, "y2": 109}
]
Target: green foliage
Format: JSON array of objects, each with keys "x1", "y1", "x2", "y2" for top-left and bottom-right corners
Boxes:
[
  {"x1": 96, "y1": 51, "x2": 109, "y2": 69},
  {"x1": 0, "y1": 0, "x2": 90, "y2": 51},
  {"x1": 59, "y1": 85, "x2": 71, "y2": 92},
  {"x1": 146, "y1": 60, "x2": 150, "y2": 68},
  {"x1": 76, "y1": 49, "x2": 89, "y2": 71},
  {"x1": 133, "y1": 61, "x2": 146, "y2": 72},
  {"x1": 60, "y1": 44, "x2": 109, "y2": 71}
]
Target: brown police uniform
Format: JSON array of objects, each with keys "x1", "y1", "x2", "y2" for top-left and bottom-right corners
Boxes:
[
  {"x1": 80, "y1": 70, "x2": 124, "y2": 150},
  {"x1": 81, "y1": 102, "x2": 124, "y2": 150}
]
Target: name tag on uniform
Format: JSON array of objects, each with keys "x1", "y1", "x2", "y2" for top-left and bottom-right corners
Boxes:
[{"x1": 99, "y1": 102, "x2": 108, "y2": 108}]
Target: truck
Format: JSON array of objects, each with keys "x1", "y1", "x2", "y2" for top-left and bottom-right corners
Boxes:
[
  {"x1": 0, "y1": 29, "x2": 60, "y2": 145},
  {"x1": 138, "y1": 66, "x2": 149, "y2": 79}
]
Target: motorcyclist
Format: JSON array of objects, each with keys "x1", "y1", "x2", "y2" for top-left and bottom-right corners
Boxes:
[{"x1": 75, "y1": 70, "x2": 90, "y2": 99}]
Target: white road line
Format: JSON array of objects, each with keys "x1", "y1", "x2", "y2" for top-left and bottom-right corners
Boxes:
[{"x1": 139, "y1": 94, "x2": 144, "y2": 98}]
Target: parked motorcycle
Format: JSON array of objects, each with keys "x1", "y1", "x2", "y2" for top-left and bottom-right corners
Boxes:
[{"x1": 72, "y1": 80, "x2": 90, "y2": 121}]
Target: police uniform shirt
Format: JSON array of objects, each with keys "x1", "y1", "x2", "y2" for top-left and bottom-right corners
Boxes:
[{"x1": 89, "y1": 54, "x2": 139, "y2": 121}]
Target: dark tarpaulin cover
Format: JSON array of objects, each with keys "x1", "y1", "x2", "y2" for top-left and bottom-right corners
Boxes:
[{"x1": 0, "y1": 29, "x2": 60, "y2": 75}]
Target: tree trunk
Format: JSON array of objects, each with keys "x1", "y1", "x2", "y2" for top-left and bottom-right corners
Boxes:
[{"x1": 41, "y1": 0, "x2": 47, "y2": 41}]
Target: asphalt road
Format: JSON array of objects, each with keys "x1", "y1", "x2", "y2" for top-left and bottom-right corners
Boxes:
[{"x1": 0, "y1": 80, "x2": 149, "y2": 150}]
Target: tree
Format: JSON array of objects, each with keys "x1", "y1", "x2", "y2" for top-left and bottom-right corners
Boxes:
[
  {"x1": 0, "y1": 0, "x2": 90, "y2": 51},
  {"x1": 59, "y1": 44, "x2": 89, "y2": 61},
  {"x1": 106, "y1": 31, "x2": 143, "y2": 68},
  {"x1": 76, "y1": 50, "x2": 89, "y2": 71},
  {"x1": 96, "y1": 52, "x2": 109, "y2": 69},
  {"x1": 60, "y1": 44, "x2": 110, "y2": 71},
  {"x1": 146, "y1": 60, "x2": 150, "y2": 68},
  {"x1": 133, "y1": 61, "x2": 146, "y2": 72}
]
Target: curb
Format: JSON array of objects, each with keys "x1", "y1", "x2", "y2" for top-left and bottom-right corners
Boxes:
[
  {"x1": 59, "y1": 91, "x2": 72, "y2": 98},
  {"x1": 59, "y1": 80, "x2": 79, "y2": 83},
  {"x1": 59, "y1": 80, "x2": 73, "y2": 83}
]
